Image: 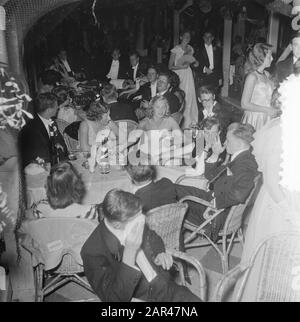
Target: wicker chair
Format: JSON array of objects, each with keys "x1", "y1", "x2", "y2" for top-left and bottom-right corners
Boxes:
[
  {"x1": 20, "y1": 217, "x2": 97, "y2": 302},
  {"x1": 56, "y1": 118, "x2": 81, "y2": 153},
  {"x1": 63, "y1": 132, "x2": 81, "y2": 153},
  {"x1": 146, "y1": 203, "x2": 207, "y2": 301},
  {"x1": 180, "y1": 174, "x2": 262, "y2": 274},
  {"x1": 55, "y1": 118, "x2": 70, "y2": 136},
  {"x1": 214, "y1": 232, "x2": 300, "y2": 302}
]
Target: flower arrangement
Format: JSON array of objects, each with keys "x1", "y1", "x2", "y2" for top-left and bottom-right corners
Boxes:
[
  {"x1": 0, "y1": 67, "x2": 32, "y2": 233},
  {"x1": 0, "y1": 68, "x2": 32, "y2": 129}
]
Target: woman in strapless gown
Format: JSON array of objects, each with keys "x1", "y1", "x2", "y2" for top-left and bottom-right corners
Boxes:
[
  {"x1": 169, "y1": 31, "x2": 198, "y2": 129},
  {"x1": 241, "y1": 71, "x2": 300, "y2": 272},
  {"x1": 78, "y1": 101, "x2": 119, "y2": 153},
  {"x1": 241, "y1": 43, "x2": 278, "y2": 130}
]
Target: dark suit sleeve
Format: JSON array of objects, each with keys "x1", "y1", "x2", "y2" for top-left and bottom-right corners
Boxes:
[
  {"x1": 19, "y1": 127, "x2": 49, "y2": 167},
  {"x1": 175, "y1": 184, "x2": 212, "y2": 201},
  {"x1": 143, "y1": 225, "x2": 165, "y2": 259},
  {"x1": 204, "y1": 162, "x2": 226, "y2": 181},
  {"x1": 214, "y1": 165, "x2": 255, "y2": 210},
  {"x1": 81, "y1": 252, "x2": 142, "y2": 302}
]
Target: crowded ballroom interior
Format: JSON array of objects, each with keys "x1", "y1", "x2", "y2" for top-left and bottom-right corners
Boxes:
[{"x1": 0, "y1": 0, "x2": 300, "y2": 303}]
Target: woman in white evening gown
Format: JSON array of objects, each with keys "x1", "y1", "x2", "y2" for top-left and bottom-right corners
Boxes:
[
  {"x1": 169, "y1": 31, "x2": 199, "y2": 129},
  {"x1": 241, "y1": 71, "x2": 300, "y2": 266},
  {"x1": 241, "y1": 43, "x2": 278, "y2": 130}
]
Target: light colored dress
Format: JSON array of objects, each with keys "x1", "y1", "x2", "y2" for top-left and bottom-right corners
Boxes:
[
  {"x1": 241, "y1": 118, "x2": 300, "y2": 265},
  {"x1": 171, "y1": 45, "x2": 198, "y2": 128},
  {"x1": 242, "y1": 71, "x2": 274, "y2": 131}
]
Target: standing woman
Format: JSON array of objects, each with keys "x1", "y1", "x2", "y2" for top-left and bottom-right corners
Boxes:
[
  {"x1": 241, "y1": 43, "x2": 278, "y2": 130},
  {"x1": 169, "y1": 31, "x2": 199, "y2": 128}
]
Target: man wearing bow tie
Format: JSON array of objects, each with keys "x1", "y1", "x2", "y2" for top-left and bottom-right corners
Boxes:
[
  {"x1": 106, "y1": 48, "x2": 128, "y2": 81},
  {"x1": 275, "y1": 31, "x2": 300, "y2": 83},
  {"x1": 19, "y1": 93, "x2": 68, "y2": 168},
  {"x1": 126, "y1": 51, "x2": 147, "y2": 82},
  {"x1": 175, "y1": 123, "x2": 258, "y2": 241},
  {"x1": 193, "y1": 30, "x2": 222, "y2": 93}
]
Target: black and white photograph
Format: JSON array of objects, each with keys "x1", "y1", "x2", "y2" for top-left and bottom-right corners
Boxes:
[{"x1": 0, "y1": 0, "x2": 300, "y2": 306}]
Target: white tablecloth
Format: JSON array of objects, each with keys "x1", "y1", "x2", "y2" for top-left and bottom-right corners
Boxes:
[{"x1": 25, "y1": 162, "x2": 206, "y2": 208}]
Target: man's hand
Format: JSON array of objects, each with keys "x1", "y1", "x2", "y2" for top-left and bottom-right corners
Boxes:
[
  {"x1": 204, "y1": 67, "x2": 213, "y2": 75},
  {"x1": 140, "y1": 100, "x2": 150, "y2": 109},
  {"x1": 211, "y1": 135, "x2": 225, "y2": 156},
  {"x1": 55, "y1": 143, "x2": 65, "y2": 152},
  {"x1": 154, "y1": 252, "x2": 173, "y2": 270},
  {"x1": 192, "y1": 60, "x2": 199, "y2": 68},
  {"x1": 123, "y1": 218, "x2": 145, "y2": 267}
]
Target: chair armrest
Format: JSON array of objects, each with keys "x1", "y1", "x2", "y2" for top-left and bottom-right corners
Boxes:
[
  {"x1": 179, "y1": 195, "x2": 217, "y2": 210},
  {"x1": 168, "y1": 249, "x2": 207, "y2": 302},
  {"x1": 213, "y1": 265, "x2": 244, "y2": 302},
  {"x1": 176, "y1": 174, "x2": 205, "y2": 185}
]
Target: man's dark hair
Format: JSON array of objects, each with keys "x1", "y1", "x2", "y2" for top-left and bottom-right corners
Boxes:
[
  {"x1": 102, "y1": 189, "x2": 142, "y2": 223},
  {"x1": 201, "y1": 117, "x2": 220, "y2": 130},
  {"x1": 35, "y1": 92, "x2": 58, "y2": 114},
  {"x1": 129, "y1": 51, "x2": 139, "y2": 59},
  {"x1": 47, "y1": 162, "x2": 86, "y2": 209},
  {"x1": 101, "y1": 84, "x2": 118, "y2": 102},
  {"x1": 231, "y1": 123, "x2": 255, "y2": 144},
  {"x1": 125, "y1": 164, "x2": 156, "y2": 184},
  {"x1": 158, "y1": 71, "x2": 171, "y2": 84},
  {"x1": 198, "y1": 85, "x2": 215, "y2": 96}
]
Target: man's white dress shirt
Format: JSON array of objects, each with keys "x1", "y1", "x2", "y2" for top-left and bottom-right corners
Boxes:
[
  {"x1": 107, "y1": 60, "x2": 120, "y2": 80},
  {"x1": 204, "y1": 44, "x2": 214, "y2": 71}
]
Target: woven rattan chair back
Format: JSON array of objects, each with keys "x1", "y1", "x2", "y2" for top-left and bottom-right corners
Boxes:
[
  {"x1": 145, "y1": 203, "x2": 188, "y2": 251},
  {"x1": 254, "y1": 232, "x2": 300, "y2": 301},
  {"x1": 63, "y1": 132, "x2": 80, "y2": 153},
  {"x1": 220, "y1": 174, "x2": 262, "y2": 236},
  {"x1": 21, "y1": 217, "x2": 97, "y2": 301},
  {"x1": 56, "y1": 118, "x2": 70, "y2": 136}
]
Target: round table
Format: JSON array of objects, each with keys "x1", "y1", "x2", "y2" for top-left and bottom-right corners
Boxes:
[{"x1": 25, "y1": 160, "x2": 206, "y2": 209}]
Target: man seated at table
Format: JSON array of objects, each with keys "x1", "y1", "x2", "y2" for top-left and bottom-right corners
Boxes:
[
  {"x1": 81, "y1": 189, "x2": 201, "y2": 302},
  {"x1": 135, "y1": 72, "x2": 181, "y2": 120},
  {"x1": 126, "y1": 122, "x2": 258, "y2": 241},
  {"x1": 130, "y1": 65, "x2": 158, "y2": 104},
  {"x1": 105, "y1": 48, "x2": 129, "y2": 82},
  {"x1": 101, "y1": 84, "x2": 138, "y2": 123},
  {"x1": 197, "y1": 86, "x2": 242, "y2": 139},
  {"x1": 19, "y1": 93, "x2": 68, "y2": 168}
]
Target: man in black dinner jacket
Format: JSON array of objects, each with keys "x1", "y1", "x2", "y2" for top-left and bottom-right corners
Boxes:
[
  {"x1": 81, "y1": 189, "x2": 201, "y2": 302},
  {"x1": 19, "y1": 93, "x2": 68, "y2": 168},
  {"x1": 101, "y1": 84, "x2": 138, "y2": 123}
]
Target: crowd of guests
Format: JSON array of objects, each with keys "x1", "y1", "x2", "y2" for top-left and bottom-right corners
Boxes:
[{"x1": 17, "y1": 28, "x2": 300, "y2": 302}]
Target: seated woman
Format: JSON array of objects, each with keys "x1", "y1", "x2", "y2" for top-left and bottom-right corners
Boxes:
[
  {"x1": 131, "y1": 96, "x2": 185, "y2": 164},
  {"x1": 27, "y1": 162, "x2": 97, "y2": 219},
  {"x1": 78, "y1": 101, "x2": 119, "y2": 153},
  {"x1": 138, "y1": 96, "x2": 181, "y2": 132}
]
